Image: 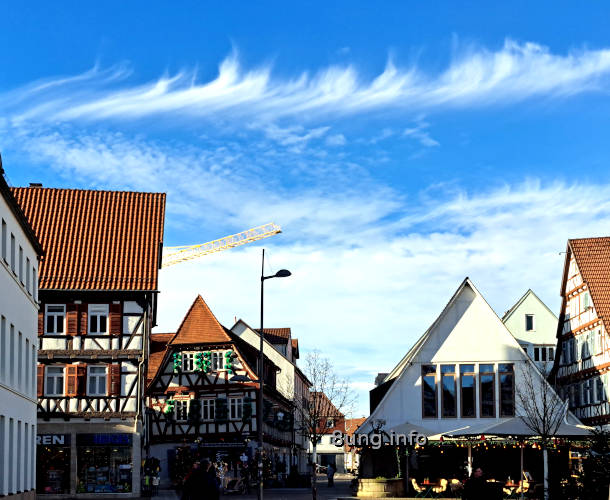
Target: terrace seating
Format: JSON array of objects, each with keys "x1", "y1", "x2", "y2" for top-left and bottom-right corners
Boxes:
[
  {"x1": 449, "y1": 479, "x2": 463, "y2": 496},
  {"x1": 410, "y1": 478, "x2": 427, "y2": 497},
  {"x1": 433, "y1": 478, "x2": 448, "y2": 495}
]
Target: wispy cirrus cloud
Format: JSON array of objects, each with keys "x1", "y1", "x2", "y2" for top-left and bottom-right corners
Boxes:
[{"x1": 4, "y1": 39, "x2": 610, "y2": 126}]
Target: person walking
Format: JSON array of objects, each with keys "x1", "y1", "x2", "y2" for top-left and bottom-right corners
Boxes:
[
  {"x1": 182, "y1": 461, "x2": 205, "y2": 500},
  {"x1": 327, "y1": 463, "x2": 336, "y2": 487},
  {"x1": 462, "y1": 467, "x2": 489, "y2": 500},
  {"x1": 204, "y1": 460, "x2": 221, "y2": 500}
]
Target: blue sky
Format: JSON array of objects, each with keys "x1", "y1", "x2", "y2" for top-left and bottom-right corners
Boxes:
[{"x1": 3, "y1": 2, "x2": 610, "y2": 415}]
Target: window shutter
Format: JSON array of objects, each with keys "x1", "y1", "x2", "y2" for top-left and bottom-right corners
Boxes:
[
  {"x1": 38, "y1": 311, "x2": 44, "y2": 337},
  {"x1": 79, "y1": 303, "x2": 88, "y2": 335},
  {"x1": 66, "y1": 304, "x2": 79, "y2": 336},
  {"x1": 37, "y1": 365, "x2": 44, "y2": 397},
  {"x1": 65, "y1": 364, "x2": 78, "y2": 397},
  {"x1": 109, "y1": 303, "x2": 122, "y2": 335},
  {"x1": 108, "y1": 364, "x2": 121, "y2": 396},
  {"x1": 77, "y1": 363, "x2": 87, "y2": 396}
]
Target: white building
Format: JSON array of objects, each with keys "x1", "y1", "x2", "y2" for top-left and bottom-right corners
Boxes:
[
  {"x1": 231, "y1": 321, "x2": 311, "y2": 473},
  {"x1": 362, "y1": 278, "x2": 575, "y2": 441},
  {"x1": 0, "y1": 167, "x2": 43, "y2": 500},
  {"x1": 502, "y1": 289, "x2": 558, "y2": 372}
]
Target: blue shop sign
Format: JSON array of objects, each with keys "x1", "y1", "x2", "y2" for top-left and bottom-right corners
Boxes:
[{"x1": 76, "y1": 433, "x2": 132, "y2": 446}]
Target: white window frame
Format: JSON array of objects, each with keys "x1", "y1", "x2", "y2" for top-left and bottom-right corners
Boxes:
[
  {"x1": 87, "y1": 366, "x2": 107, "y2": 396},
  {"x1": 212, "y1": 351, "x2": 225, "y2": 371},
  {"x1": 202, "y1": 398, "x2": 215, "y2": 421},
  {"x1": 45, "y1": 305, "x2": 66, "y2": 335},
  {"x1": 229, "y1": 397, "x2": 243, "y2": 420},
  {"x1": 175, "y1": 400, "x2": 188, "y2": 422},
  {"x1": 182, "y1": 353, "x2": 194, "y2": 372},
  {"x1": 525, "y1": 314, "x2": 535, "y2": 332},
  {"x1": 45, "y1": 366, "x2": 65, "y2": 397},
  {"x1": 88, "y1": 304, "x2": 109, "y2": 335}
]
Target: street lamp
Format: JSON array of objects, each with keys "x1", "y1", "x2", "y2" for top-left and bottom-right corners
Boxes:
[{"x1": 258, "y1": 248, "x2": 291, "y2": 500}]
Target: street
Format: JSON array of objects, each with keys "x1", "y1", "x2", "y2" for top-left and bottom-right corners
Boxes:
[{"x1": 149, "y1": 474, "x2": 353, "y2": 500}]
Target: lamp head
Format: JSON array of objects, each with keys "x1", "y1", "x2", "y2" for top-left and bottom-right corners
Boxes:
[{"x1": 274, "y1": 269, "x2": 291, "y2": 278}]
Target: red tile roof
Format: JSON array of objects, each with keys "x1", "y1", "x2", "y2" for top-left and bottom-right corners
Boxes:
[
  {"x1": 11, "y1": 187, "x2": 166, "y2": 291},
  {"x1": 258, "y1": 327, "x2": 291, "y2": 344},
  {"x1": 148, "y1": 333, "x2": 174, "y2": 381},
  {"x1": 170, "y1": 295, "x2": 232, "y2": 345},
  {"x1": 568, "y1": 237, "x2": 610, "y2": 324}
]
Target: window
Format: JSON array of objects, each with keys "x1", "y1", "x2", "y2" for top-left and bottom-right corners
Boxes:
[
  {"x1": 10, "y1": 233, "x2": 15, "y2": 273},
  {"x1": 499, "y1": 364, "x2": 515, "y2": 417},
  {"x1": 440, "y1": 365, "x2": 456, "y2": 417},
  {"x1": 229, "y1": 397, "x2": 243, "y2": 420},
  {"x1": 19, "y1": 246, "x2": 23, "y2": 283},
  {"x1": 182, "y1": 353, "x2": 194, "y2": 372},
  {"x1": 525, "y1": 314, "x2": 535, "y2": 332},
  {"x1": 26, "y1": 257, "x2": 31, "y2": 294},
  {"x1": 32, "y1": 267, "x2": 37, "y2": 301},
  {"x1": 87, "y1": 366, "x2": 107, "y2": 396},
  {"x1": 175, "y1": 400, "x2": 188, "y2": 421},
  {"x1": 479, "y1": 364, "x2": 495, "y2": 418},
  {"x1": 202, "y1": 399, "x2": 215, "y2": 421},
  {"x1": 548, "y1": 347, "x2": 554, "y2": 361},
  {"x1": 88, "y1": 304, "x2": 109, "y2": 334},
  {"x1": 212, "y1": 351, "x2": 224, "y2": 370},
  {"x1": 459, "y1": 364, "x2": 475, "y2": 417},
  {"x1": 561, "y1": 341, "x2": 566, "y2": 364},
  {"x1": 45, "y1": 366, "x2": 65, "y2": 396},
  {"x1": 45, "y1": 305, "x2": 65, "y2": 334},
  {"x1": 534, "y1": 347, "x2": 540, "y2": 362},
  {"x1": 541, "y1": 347, "x2": 547, "y2": 362},
  {"x1": 583, "y1": 292, "x2": 590, "y2": 310},
  {"x1": 326, "y1": 418, "x2": 334, "y2": 428},
  {"x1": 1, "y1": 219, "x2": 6, "y2": 261},
  {"x1": 421, "y1": 365, "x2": 437, "y2": 418},
  {"x1": 595, "y1": 378, "x2": 604, "y2": 403}
]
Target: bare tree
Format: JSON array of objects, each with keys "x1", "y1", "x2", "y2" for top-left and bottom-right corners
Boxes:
[
  {"x1": 293, "y1": 350, "x2": 356, "y2": 500},
  {"x1": 516, "y1": 362, "x2": 566, "y2": 500}
]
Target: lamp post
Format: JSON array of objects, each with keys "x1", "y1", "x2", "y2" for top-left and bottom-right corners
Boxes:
[{"x1": 258, "y1": 248, "x2": 291, "y2": 500}]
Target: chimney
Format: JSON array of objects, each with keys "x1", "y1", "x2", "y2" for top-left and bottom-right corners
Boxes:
[{"x1": 29, "y1": 183, "x2": 43, "y2": 187}]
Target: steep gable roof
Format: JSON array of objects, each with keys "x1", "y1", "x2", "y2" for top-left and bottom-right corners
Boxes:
[
  {"x1": 148, "y1": 333, "x2": 174, "y2": 381},
  {"x1": 567, "y1": 237, "x2": 610, "y2": 324},
  {"x1": 258, "y1": 328, "x2": 291, "y2": 344},
  {"x1": 11, "y1": 186, "x2": 165, "y2": 290},
  {"x1": 170, "y1": 295, "x2": 232, "y2": 345},
  {"x1": 502, "y1": 289, "x2": 558, "y2": 323}
]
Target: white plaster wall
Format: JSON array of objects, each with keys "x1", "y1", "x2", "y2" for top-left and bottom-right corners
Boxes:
[{"x1": 0, "y1": 192, "x2": 39, "y2": 496}]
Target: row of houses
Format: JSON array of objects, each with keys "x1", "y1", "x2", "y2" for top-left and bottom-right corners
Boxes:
[{"x1": 0, "y1": 166, "x2": 314, "y2": 498}]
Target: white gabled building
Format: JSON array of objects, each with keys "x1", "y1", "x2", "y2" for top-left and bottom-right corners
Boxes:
[
  {"x1": 362, "y1": 278, "x2": 573, "y2": 439},
  {"x1": 502, "y1": 289, "x2": 559, "y2": 372},
  {"x1": 0, "y1": 164, "x2": 43, "y2": 500}
]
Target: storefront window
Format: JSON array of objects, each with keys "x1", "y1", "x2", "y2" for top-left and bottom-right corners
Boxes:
[
  {"x1": 37, "y1": 434, "x2": 71, "y2": 494},
  {"x1": 76, "y1": 434, "x2": 133, "y2": 493}
]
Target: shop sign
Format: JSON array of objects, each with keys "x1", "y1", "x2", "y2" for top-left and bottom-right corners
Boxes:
[
  {"x1": 37, "y1": 434, "x2": 71, "y2": 446},
  {"x1": 76, "y1": 433, "x2": 132, "y2": 446},
  {"x1": 199, "y1": 442, "x2": 245, "y2": 448}
]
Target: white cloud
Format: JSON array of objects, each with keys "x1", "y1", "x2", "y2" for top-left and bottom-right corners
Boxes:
[
  {"x1": 4, "y1": 39, "x2": 610, "y2": 126},
  {"x1": 403, "y1": 119, "x2": 439, "y2": 147},
  {"x1": 325, "y1": 133, "x2": 346, "y2": 146}
]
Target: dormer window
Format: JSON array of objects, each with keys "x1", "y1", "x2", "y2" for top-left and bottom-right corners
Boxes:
[
  {"x1": 525, "y1": 314, "x2": 535, "y2": 332},
  {"x1": 212, "y1": 352, "x2": 224, "y2": 370},
  {"x1": 182, "y1": 353, "x2": 194, "y2": 372}
]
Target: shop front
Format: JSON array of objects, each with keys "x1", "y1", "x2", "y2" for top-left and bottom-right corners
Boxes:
[
  {"x1": 37, "y1": 434, "x2": 72, "y2": 495},
  {"x1": 76, "y1": 433, "x2": 134, "y2": 494}
]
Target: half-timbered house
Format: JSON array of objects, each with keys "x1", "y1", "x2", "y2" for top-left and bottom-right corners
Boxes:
[
  {"x1": 553, "y1": 237, "x2": 610, "y2": 427},
  {"x1": 12, "y1": 186, "x2": 166, "y2": 497},
  {"x1": 147, "y1": 295, "x2": 293, "y2": 486}
]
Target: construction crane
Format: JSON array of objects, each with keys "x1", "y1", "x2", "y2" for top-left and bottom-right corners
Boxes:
[{"x1": 162, "y1": 222, "x2": 281, "y2": 268}]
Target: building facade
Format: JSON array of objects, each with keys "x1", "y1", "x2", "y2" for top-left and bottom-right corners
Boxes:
[
  {"x1": 12, "y1": 186, "x2": 166, "y2": 497},
  {"x1": 503, "y1": 289, "x2": 559, "y2": 372},
  {"x1": 361, "y1": 278, "x2": 575, "y2": 478},
  {"x1": 147, "y1": 296, "x2": 293, "y2": 486},
  {"x1": 231, "y1": 321, "x2": 311, "y2": 473},
  {"x1": 553, "y1": 237, "x2": 610, "y2": 427},
  {"x1": 0, "y1": 168, "x2": 43, "y2": 500}
]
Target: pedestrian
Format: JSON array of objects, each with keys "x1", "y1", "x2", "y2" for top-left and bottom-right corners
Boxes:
[
  {"x1": 327, "y1": 463, "x2": 335, "y2": 487},
  {"x1": 462, "y1": 467, "x2": 488, "y2": 500},
  {"x1": 181, "y1": 461, "x2": 205, "y2": 500},
  {"x1": 204, "y1": 460, "x2": 221, "y2": 500}
]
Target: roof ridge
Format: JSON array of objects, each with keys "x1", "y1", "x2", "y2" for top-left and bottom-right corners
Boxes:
[
  {"x1": 170, "y1": 294, "x2": 232, "y2": 345},
  {"x1": 12, "y1": 186, "x2": 166, "y2": 196}
]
